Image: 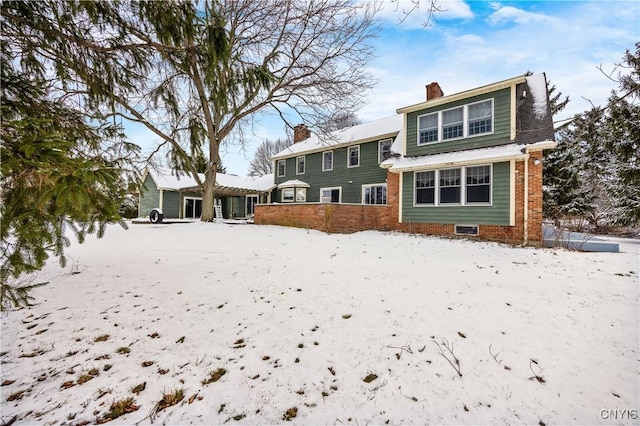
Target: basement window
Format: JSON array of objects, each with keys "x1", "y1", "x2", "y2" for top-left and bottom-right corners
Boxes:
[{"x1": 455, "y1": 225, "x2": 479, "y2": 236}]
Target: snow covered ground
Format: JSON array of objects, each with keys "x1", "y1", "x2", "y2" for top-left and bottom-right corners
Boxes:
[{"x1": 1, "y1": 222, "x2": 638, "y2": 425}]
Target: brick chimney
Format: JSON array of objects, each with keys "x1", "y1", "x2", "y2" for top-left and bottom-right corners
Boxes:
[
  {"x1": 426, "y1": 82, "x2": 444, "y2": 101},
  {"x1": 293, "y1": 124, "x2": 311, "y2": 143}
]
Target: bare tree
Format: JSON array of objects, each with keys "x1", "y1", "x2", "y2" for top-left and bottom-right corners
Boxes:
[
  {"x1": 112, "y1": 0, "x2": 381, "y2": 221},
  {"x1": 248, "y1": 138, "x2": 292, "y2": 177}
]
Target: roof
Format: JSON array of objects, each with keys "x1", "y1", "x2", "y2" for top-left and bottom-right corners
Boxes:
[
  {"x1": 381, "y1": 140, "x2": 556, "y2": 172},
  {"x1": 396, "y1": 74, "x2": 528, "y2": 114},
  {"x1": 277, "y1": 180, "x2": 310, "y2": 189},
  {"x1": 143, "y1": 167, "x2": 275, "y2": 193},
  {"x1": 271, "y1": 115, "x2": 403, "y2": 160}
]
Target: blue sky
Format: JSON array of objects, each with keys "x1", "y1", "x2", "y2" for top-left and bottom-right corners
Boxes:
[{"x1": 132, "y1": 0, "x2": 639, "y2": 176}]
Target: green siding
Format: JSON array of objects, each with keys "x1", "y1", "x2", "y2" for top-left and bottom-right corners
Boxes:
[
  {"x1": 139, "y1": 174, "x2": 160, "y2": 217},
  {"x1": 406, "y1": 88, "x2": 512, "y2": 156},
  {"x1": 401, "y1": 161, "x2": 511, "y2": 225},
  {"x1": 162, "y1": 191, "x2": 180, "y2": 218},
  {"x1": 274, "y1": 139, "x2": 389, "y2": 203}
]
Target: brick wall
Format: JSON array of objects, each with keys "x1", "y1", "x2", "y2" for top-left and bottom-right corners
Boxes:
[{"x1": 256, "y1": 160, "x2": 545, "y2": 245}]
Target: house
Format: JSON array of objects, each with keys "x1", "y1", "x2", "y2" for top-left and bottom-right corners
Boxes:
[
  {"x1": 255, "y1": 73, "x2": 556, "y2": 244},
  {"x1": 138, "y1": 167, "x2": 275, "y2": 220}
]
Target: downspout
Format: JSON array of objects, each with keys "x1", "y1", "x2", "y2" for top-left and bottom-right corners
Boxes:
[{"x1": 523, "y1": 156, "x2": 529, "y2": 245}]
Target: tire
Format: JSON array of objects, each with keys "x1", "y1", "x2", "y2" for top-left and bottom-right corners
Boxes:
[{"x1": 149, "y1": 208, "x2": 163, "y2": 224}]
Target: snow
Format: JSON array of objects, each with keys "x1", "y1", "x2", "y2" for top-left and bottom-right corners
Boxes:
[
  {"x1": 277, "y1": 180, "x2": 310, "y2": 188},
  {"x1": 146, "y1": 167, "x2": 275, "y2": 192},
  {"x1": 1, "y1": 223, "x2": 638, "y2": 425},
  {"x1": 271, "y1": 115, "x2": 403, "y2": 160},
  {"x1": 526, "y1": 73, "x2": 550, "y2": 120}
]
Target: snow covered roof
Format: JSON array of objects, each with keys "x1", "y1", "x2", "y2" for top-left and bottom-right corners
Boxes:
[
  {"x1": 382, "y1": 141, "x2": 555, "y2": 172},
  {"x1": 271, "y1": 115, "x2": 403, "y2": 160},
  {"x1": 277, "y1": 179, "x2": 310, "y2": 189},
  {"x1": 143, "y1": 167, "x2": 275, "y2": 193}
]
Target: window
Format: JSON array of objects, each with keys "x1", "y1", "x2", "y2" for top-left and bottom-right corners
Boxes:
[
  {"x1": 417, "y1": 99, "x2": 493, "y2": 145},
  {"x1": 363, "y1": 184, "x2": 387, "y2": 205},
  {"x1": 418, "y1": 113, "x2": 438, "y2": 144},
  {"x1": 439, "y1": 168, "x2": 461, "y2": 204},
  {"x1": 414, "y1": 165, "x2": 492, "y2": 206},
  {"x1": 347, "y1": 145, "x2": 360, "y2": 168},
  {"x1": 415, "y1": 171, "x2": 435, "y2": 204},
  {"x1": 277, "y1": 159, "x2": 285, "y2": 177},
  {"x1": 379, "y1": 139, "x2": 392, "y2": 163},
  {"x1": 455, "y1": 225, "x2": 479, "y2": 236},
  {"x1": 282, "y1": 186, "x2": 307, "y2": 202},
  {"x1": 282, "y1": 188, "x2": 294, "y2": 202},
  {"x1": 184, "y1": 197, "x2": 202, "y2": 218},
  {"x1": 466, "y1": 165, "x2": 491, "y2": 203},
  {"x1": 322, "y1": 151, "x2": 333, "y2": 171},
  {"x1": 296, "y1": 156, "x2": 305, "y2": 175},
  {"x1": 442, "y1": 107, "x2": 463, "y2": 140},
  {"x1": 320, "y1": 187, "x2": 341, "y2": 203}
]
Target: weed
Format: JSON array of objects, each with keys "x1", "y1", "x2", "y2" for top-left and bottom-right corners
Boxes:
[
  {"x1": 363, "y1": 373, "x2": 377, "y2": 383},
  {"x1": 116, "y1": 346, "x2": 130, "y2": 355},
  {"x1": 283, "y1": 407, "x2": 298, "y2": 421},
  {"x1": 7, "y1": 389, "x2": 27, "y2": 401},
  {"x1": 100, "y1": 397, "x2": 139, "y2": 422},
  {"x1": 141, "y1": 361, "x2": 154, "y2": 367},
  {"x1": 176, "y1": 336, "x2": 185, "y2": 344},
  {"x1": 157, "y1": 389, "x2": 184, "y2": 411},
  {"x1": 131, "y1": 382, "x2": 146, "y2": 395},
  {"x1": 342, "y1": 314, "x2": 352, "y2": 319},
  {"x1": 94, "y1": 334, "x2": 110, "y2": 342},
  {"x1": 203, "y1": 368, "x2": 227, "y2": 385},
  {"x1": 103, "y1": 364, "x2": 112, "y2": 371},
  {"x1": 2, "y1": 379, "x2": 16, "y2": 386}
]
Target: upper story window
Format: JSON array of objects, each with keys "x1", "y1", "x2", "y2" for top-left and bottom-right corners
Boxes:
[
  {"x1": 418, "y1": 114, "x2": 438, "y2": 144},
  {"x1": 442, "y1": 107, "x2": 463, "y2": 140},
  {"x1": 379, "y1": 139, "x2": 392, "y2": 163},
  {"x1": 296, "y1": 156, "x2": 305, "y2": 175},
  {"x1": 322, "y1": 151, "x2": 333, "y2": 171},
  {"x1": 347, "y1": 145, "x2": 360, "y2": 168},
  {"x1": 417, "y1": 98, "x2": 494, "y2": 145},
  {"x1": 277, "y1": 159, "x2": 286, "y2": 177}
]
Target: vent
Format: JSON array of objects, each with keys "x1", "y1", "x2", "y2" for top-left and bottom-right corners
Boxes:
[{"x1": 455, "y1": 225, "x2": 479, "y2": 236}]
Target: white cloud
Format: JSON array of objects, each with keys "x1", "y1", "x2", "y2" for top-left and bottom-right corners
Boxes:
[
  {"x1": 487, "y1": 5, "x2": 559, "y2": 26},
  {"x1": 377, "y1": 0, "x2": 473, "y2": 29}
]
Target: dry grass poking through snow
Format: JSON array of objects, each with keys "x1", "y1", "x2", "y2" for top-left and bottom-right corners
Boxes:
[{"x1": 0, "y1": 222, "x2": 638, "y2": 424}]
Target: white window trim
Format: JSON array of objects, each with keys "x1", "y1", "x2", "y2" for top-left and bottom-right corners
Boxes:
[
  {"x1": 277, "y1": 159, "x2": 286, "y2": 177},
  {"x1": 362, "y1": 183, "x2": 387, "y2": 205},
  {"x1": 347, "y1": 145, "x2": 360, "y2": 168},
  {"x1": 413, "y1": 164, "x2": 493, "y2": 207},
  {"x1": 378, "y1": 139, "x2": 392, "y2": 163},
  {"x1": 417, "y1": 98, "x2": 494, "y2": 146},
  {"x1": 183, "y1": 196, "x2": 203, "y2": 219},
  {"x1": 296, "y1": 155, "x2": 305, "y2": 175},
  {"x1": 322, "y1": 150, "x2": 333, "y2": 172},
  {"x1": 282, "y1": 188, "x2": 295, "y2": 202},
  {"x1": 295, "y1": 187, "x2": 306, "y2": 202},
  {"x1": 320, "y1": 186, "x2": 342, "y2": 203}
]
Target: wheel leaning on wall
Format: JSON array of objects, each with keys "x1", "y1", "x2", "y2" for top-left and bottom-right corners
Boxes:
[{"x1": 149, "y1": 208, "x2": 163, "y2": 224}]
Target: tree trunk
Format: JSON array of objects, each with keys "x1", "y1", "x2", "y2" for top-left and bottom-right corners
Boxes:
[{"x1": 201, "y1": 166, "x2": 217, "y2": 222}]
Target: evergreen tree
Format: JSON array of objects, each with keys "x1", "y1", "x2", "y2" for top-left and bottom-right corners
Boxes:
[{"x1": 1, "y1": 1, "x2": 143, "y2": 307}]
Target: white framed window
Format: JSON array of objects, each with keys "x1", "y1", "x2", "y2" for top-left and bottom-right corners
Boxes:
[
  {"x1": 282, "y1": 188, "x2": 294, "y2": 202},
  {"x1": 379, "y1": 139, "x2": 392, "y2": 163},
  {"x1": 415, "y1": 171, "x2": 435, "y2": 205},
  {"x1": 347, "y1": 145, "x2": 360, "y2": 168},
  {"x1": 362, "y1": 184, "x2": 387, "y2": 205},
  {"x1": 468, "y1": 100, "x2": 493, "y2": 135},
  {"x1": 277, "y1": 159, "x2": 286, "y2": 177},
  {"x1": 417, "y1": 98, "x2": 494, "y2": 145},
  {"x1": 418, "y1": 113, "x2": 438, "y2": 144},
  {"x1": 320, "y1": 187, "x2": 341, "y2": 203},
  {"x1": 322, "y1": 151, "x2": 333, "y2": 171},
  {"x1": 183, "y1": 197, "x2": 202, "y2": 218},
  {"x1": 295, "y1": 188, "x2": 306, "y2": 202},
  {"x1": 439, "y1": 168, "x2": 461, "y2": 204},
  {"x1": 442, "y1": 107, "x2": 463, "y2": 141},
  {"x1": 296, "y1": 156, "x2": 305, "y2": 175},
  {"x1": 466, "y1": 165, "x2": 491, "y2": 203},
  {"x1": 414, "y1": 164, "x2": 492, "y2": 206}
]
